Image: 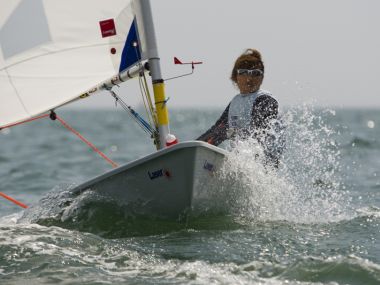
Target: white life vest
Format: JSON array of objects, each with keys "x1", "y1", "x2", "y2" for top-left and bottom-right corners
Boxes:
[{"x1": 227, "y1": 89, "x2": 272, "y2": 137}]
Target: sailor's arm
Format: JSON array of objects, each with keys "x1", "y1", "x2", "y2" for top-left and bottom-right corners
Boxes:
[{"x1": 196, "y1": 104, "x2": 230, "y2": 146}]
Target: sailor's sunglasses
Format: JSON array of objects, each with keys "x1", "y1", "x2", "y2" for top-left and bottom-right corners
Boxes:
[{"x1": 237, "y1": 69, "x2": 263, "y2": 76}]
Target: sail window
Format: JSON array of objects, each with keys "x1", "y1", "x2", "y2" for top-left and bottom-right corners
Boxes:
[
  {"x1": 0, "y1": 0, "x2": 51, "y2": 59},
  {"x1": 119, "y1": 19, "x2": 141, "y2": 72}
]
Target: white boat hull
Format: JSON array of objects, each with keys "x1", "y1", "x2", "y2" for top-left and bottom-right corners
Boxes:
[{"x1": 72, "y1": 141, "x2": 227, "y2": 219}]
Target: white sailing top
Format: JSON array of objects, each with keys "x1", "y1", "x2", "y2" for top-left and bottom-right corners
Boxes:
[{"x1": 228, "y1": 89, "x2": 272, "y2": 131}]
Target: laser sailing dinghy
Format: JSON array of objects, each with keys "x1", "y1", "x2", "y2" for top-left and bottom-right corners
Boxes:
[{"x1": 0, "y1": 0, "x2": 227, "y2": 218}]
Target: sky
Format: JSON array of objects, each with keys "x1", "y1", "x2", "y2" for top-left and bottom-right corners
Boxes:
[
  {"x1": 151, "y1": 0, "x2": 380, "y2": 109},
  {"x1": 82, "y1": 0, "x2": 380, "y2": 110},
  {"x1": 3, "y1": 0, "x2": 380, "y2": 110}
]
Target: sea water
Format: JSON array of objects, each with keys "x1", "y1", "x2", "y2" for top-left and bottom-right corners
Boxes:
[{"x1": 0, "y1": 106, "x2": 379, "y2": 284}]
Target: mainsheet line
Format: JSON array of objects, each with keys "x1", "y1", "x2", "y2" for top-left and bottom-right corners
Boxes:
[{"x1": 0, "y1": 192, "x2": 28, "y2": 208}]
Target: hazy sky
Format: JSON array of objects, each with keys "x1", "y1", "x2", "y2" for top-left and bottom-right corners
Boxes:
[
  {"x1": 140, "y1": 0, "x2": 380, "y2": 110},
  {"x1": 153, "y1": 0, "x2": 380, "y2": 109},
  {"x1": 4, "y1": 0, "x2": 380, "y2": 110}
]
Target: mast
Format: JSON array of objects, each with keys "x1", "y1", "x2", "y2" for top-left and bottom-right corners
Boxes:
[{"x1": 135, "y1": 0, "x2": 170, "y2": 149}]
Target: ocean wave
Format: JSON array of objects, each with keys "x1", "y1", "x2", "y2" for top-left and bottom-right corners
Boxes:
[
  {"x1": 2, "y1": 203, "x2": 380, "y2": 285},
  {"x1": 1, "y1": 225, "x2": 379, "y2": 285},
  {"x1": 0, "y1": 224, "x2": 258, "y2": 284},
  {"x1": 355, "y1": 206, "x2": 380, "y2": 220},
  {"x1": 277, "y1": 255, "x2": 380, "y2": 285}
]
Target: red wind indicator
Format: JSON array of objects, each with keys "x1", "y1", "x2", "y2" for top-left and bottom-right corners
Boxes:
[
  {"x1": 166, "y1": 57, "x2": 203, "y2": 81},
  {"x1": 174, "y1": 57, "x2": 182, "y2": 64},
  {"x1": 174, "y1": 57, "x2": 203, "y2": 66}
]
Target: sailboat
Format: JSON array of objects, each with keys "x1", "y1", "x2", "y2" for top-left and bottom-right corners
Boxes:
[{"x1": 0, "y1": 0, "x2": 227, "y2": 218}]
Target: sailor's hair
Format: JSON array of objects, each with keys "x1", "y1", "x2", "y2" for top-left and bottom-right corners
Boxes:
[
  {"x1": 231, "y1": 48, "x2": 265, "y2": 83},
  {"x1": 244, "y1": 48, "x2": 262, "y2": 61}
]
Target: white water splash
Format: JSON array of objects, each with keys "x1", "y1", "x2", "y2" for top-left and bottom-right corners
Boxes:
[{"x1": 214, "y1": 105, "x2": 351, "y2": 223}]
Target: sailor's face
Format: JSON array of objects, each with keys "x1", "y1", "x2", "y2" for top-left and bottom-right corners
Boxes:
[{"x1": 236, "y1": 74, "x2": 262, "y2": 94}]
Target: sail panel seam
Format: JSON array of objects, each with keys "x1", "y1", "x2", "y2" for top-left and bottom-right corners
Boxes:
[
  {"x1": 4, "y1": 67, "x2": 30, "y2": 117},
  {"x1": 0, "y1": 41, "x2": 125, "y2": 71}
]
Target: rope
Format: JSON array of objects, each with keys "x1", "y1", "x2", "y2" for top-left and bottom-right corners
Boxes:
[
  {"x1": 132, "y1": 42, "x2": 157, "y2": 131},
  {"x1": 109, "y1": 90, "x2": 155, "y2": 136},
  {"x1": 138, "y1": 75, "x2": 155, "y2": 130},
  {"x1": 0, "y1": 112, "x2": 119, "y2": 209},
  {"x1": 0, "y1": 192, "x2": 28, "y2": 209},
  {"x1": 142, "y1": 72, "x2": 158, "y2": 127},
  {"x1": 138, "y1": 71, "x2": 159, "y2": 145},
  {"x1": 0, "y1": 114, "x2": 49, "y2": 130},
  {"x1": 55, "y1": 114, "x2": 119, "y2": 168},
  {"x1": 131, "y1": 44, "x2": 153, "y2": 130}
]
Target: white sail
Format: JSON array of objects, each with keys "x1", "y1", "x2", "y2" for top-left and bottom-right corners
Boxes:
[{"x1": 0, "y1": 0, "x2": 150, "y2": 128}]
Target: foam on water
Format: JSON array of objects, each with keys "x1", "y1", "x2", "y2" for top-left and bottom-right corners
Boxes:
[{"x1": 213, "y1": 105, "x2": 352, "y2": 223}]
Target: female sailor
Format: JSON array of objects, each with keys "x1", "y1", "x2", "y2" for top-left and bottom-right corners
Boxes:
[{"x1": 197, "y1": 48, "x2": 284, "y2": 167}]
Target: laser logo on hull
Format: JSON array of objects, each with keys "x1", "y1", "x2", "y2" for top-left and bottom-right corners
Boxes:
[
  {"x1": 203, "y1": 160, "x2": 214, "y2": 172},
  {"x1": 148, "y1": 169, "x2": 171, "y2": 180},
  {"x1": 148, "y1": 169, "x2": 163, "y2": 180}
]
